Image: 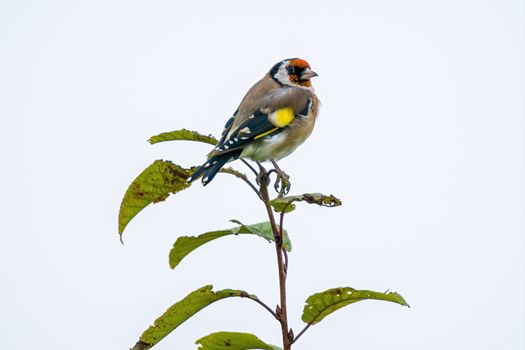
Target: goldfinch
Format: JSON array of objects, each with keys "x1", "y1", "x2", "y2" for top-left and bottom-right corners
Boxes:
[{"x1": 189, "y1": 58, "x2": 320, "y2": 185}]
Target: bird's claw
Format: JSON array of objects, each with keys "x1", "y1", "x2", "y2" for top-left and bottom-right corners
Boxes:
[
  {"x1": 256, "y1": 172, "x2": 264, "y2": 186},
  {"x1": 274, "y1": 171, "x2": 290, "y2": 196},
  {"x1": 256, "y1": 163, "x2": 270, "y2": 187}
]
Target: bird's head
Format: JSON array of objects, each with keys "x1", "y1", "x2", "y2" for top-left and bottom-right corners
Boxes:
[{"x1": 270, "y1": 58, "x2": 318, "y2": 89}]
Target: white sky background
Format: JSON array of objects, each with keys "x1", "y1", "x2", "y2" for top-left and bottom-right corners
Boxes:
[{"x1": 1, "y1": 0, "x2": 524, "y2": 349}]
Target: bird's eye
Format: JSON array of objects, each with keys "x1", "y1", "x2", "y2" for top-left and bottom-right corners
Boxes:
[{"x1": 287, "y1": 66, "x2": 295, "y2": 75}]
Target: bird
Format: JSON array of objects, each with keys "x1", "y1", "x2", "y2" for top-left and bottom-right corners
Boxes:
[{"x1": 189, "y1": 58, "x2": 320, "y2": 187}]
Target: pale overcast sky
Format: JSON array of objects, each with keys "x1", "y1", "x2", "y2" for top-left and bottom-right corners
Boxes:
[{"x1": 1, "y1": 1, "x2": 524, "y2": 349}]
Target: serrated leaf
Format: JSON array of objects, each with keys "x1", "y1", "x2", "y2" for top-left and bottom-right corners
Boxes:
[
  {"x1": 195, "y1": 332, "x2": 281, "y2": 350},
  {"x1": 169, "y1": 221, "x2": 291, "y2": 269},
  {"x1": 270, "y1": 193, "x2": 342, "y2": 213},
  {"x1": 302, "y1": 287, "x2": 409, "y2": 324},
  {"x1": 148, "y1": 129, "x2": 218, "y2": 145},
  {"x1": 118, "y1": 160, "x2": 194, "y2": 236},
  {"x1": 132, "y1": 286, "x2": 245, "y2": 350}
]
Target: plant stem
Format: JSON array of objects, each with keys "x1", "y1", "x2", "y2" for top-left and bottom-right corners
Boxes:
[
  {"x1": 241, "y1": 159, "x2": 259, "y2": 177},
  {"x1": 259, "y1": 175, "x2": 291, "y2": 350},
  {"x1": 279, "y1": 211, "x2": 289, "y2": 273},
  {"x1": 290, "y1": 323, "x2": 313, "y2": 345},
  {"x1": 218, "y1": 168, "x2": 260, "y2": 198},
  {"x1": 291, "y1": 312, "x2": 321, "y2": 345},
  {"x1": 240, "y1": 291, "x2": 280, "y2": 321}
]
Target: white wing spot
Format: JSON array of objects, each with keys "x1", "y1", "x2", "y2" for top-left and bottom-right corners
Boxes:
[
  {"x1": 240, "y1": 127, "x2": 251, "y2": 134},
  {"x1": 224, "y1": 145, "x2": 229, "y2": 149},
  {"x1": 234, "y1": 137, "x2": 239, "y2": 142},
  {"x1": 241, "y1": 136, "x2": 249, "y2": 140},
  {"x1": 204, "y1": 162, "x2": 210, "y2": 168},
  {"x1": 228, "y1": 140, "x2": 234, "y2": 144}
]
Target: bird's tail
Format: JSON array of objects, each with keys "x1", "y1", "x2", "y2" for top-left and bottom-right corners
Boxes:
[{"x1": 188, "y1": 149, "x2": 242, "y2": 186}]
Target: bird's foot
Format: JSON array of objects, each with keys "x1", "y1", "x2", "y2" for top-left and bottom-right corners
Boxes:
[
  {"x1": 271, "y1": 160, "x2": 290, "y2": 196},
  {"x1": 256, "y1": 163, "x2": 270, "y2": 187},
  {"x1": 274, "y1": 171, "x2": 290, "y2": 196}
]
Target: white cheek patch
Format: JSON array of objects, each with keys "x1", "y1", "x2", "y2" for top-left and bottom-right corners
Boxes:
[{"x1": 274, "y1": 64, "x2": 291, "y2": 86}]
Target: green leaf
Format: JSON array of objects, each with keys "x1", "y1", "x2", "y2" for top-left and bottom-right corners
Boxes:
[
  {"x1": 148, "y1": 129, "x2": 217, "y2": 145},
  {"x1": 118, "y1": 160, "x2": 194, "y2": 237},
  {"x1": 270, "y1": 193, "x2": 342, "y2": 213},
  {"x1": 169, "y1": 229, "x2": 231, "y2": 269},
  {"x1": 169, "y1": 221, "x2": 291, "y2": 269},
  {"x1": 195, "y1": 332, "x2": 281, "y2": 350},
  {"x1": 268, "y1": 199, "x2": 296, "y2": 213},
  {"x1": 133, "y1": 285, "x2": 245, "y2": 350},
  {"x1": 302, "y1": 287, "x2": 409, "y2": 324},
  {"x1": 229, "y1": 220, "x2": 292, "y2": 252}
]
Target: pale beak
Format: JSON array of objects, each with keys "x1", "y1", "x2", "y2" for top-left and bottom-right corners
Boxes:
[{"x1": 301, "y1": 68, "x2": 319, "y2": 80}]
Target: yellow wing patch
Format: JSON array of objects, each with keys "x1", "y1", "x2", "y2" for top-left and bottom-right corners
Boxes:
[
  {"x1": 254, "y1": 127, "x2": 279, "y2": 140},
  {"x1": 270, "y1": 107, "x2": 295, "y2": 127}
]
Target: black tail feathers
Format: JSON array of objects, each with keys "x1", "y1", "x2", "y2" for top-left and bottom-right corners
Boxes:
[{"x1": 188, "y1": 149, "x2": 242, "y2": 186}]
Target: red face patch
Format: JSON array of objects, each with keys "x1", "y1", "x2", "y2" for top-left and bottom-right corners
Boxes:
[{"x1": 290, "y1": 58, "x2": 311, "y2": 69}]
